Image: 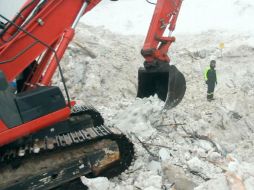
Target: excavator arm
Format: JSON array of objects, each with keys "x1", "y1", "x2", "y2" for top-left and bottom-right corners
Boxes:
[
  {"x1": 142, "y1": 0, "x2": 182, "y2": 63},
  {"x1": 137, "y1": 0, "x2": 186, "y2": 108}
]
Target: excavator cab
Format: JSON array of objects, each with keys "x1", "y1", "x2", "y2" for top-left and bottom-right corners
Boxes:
[{"x1": 137, "y1": 62, "x2": 186, "y2": 108}]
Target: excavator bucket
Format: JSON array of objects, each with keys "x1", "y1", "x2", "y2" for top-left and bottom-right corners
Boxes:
[{"x1": 137, "y1": 65, "x2": 186, "y2": 108}]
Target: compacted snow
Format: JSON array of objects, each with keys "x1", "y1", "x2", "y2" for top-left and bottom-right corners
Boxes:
[{"x1": 54, "y1": 0, "x2": 254, "y2": 189}]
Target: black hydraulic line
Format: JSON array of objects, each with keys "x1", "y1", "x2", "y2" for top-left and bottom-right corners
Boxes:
[
  {"x1": 145, "y1": 0, "x2": 156, "y2": 5},
  {"x1": 0, "y1": 0, "x2": 37, "y2": 41},
  {"x1": 0, "y1": 41, "x2": 38, "y2": 64},
  {"x1": 0, "y1": 15, "x2": 71, "y2": 108}
]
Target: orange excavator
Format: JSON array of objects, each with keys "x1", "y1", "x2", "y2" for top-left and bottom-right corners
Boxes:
[{"x1": 0, "y1": 0, "x2": 185, "y2": 189}]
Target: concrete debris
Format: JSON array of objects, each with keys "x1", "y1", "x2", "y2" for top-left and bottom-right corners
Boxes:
[
  {"x1": 187, "y1": 157, "x2": 222, "y2": 178},
  {"x1": 207, "y1": 151, "x2": 222, "y2": 162},
  {"x1": 133, "y1": 171, "x2": 162, "y2": 190},
  {"x1": 159, "y1": 148, "x2": 171, "y2": 161},
  {"x1": 148, "y1": 160, "x2": 162, "y2": 174},
  {"x1": 162, "y1": 163, "x2": 197, "y2": 190},
  {"x1": 81, "y1": 176, "x2": 111, "y2": 190},
  {"x1": 226, "y1": 172, "x2": 245, "y2": 190},
  {"x1": 244, "y1": 176, "x2": 254, "y2": 190},
  {"x1": 194, "y1": 174, "x2": 230, "y2": 190}
]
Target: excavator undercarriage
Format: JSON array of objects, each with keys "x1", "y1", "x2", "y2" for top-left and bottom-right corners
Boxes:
[{"x1": 0, "y1": 106, "x2": 134, "y2": 190}]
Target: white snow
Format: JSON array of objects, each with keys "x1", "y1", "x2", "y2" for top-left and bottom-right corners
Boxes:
[
  {"x1": 56, "y1": 0, "x2": 254, "y2": 189},
  {"x1": 82, "y1": 0, "x2": 254, "y2": 36},
  {"x1": 81, "y1": 177, "x2": 111, "y2": 190}
]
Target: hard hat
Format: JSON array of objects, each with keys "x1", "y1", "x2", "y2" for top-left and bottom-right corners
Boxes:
[{"x1": 210, "y1": 60, "x2": 216, "y2": 67}]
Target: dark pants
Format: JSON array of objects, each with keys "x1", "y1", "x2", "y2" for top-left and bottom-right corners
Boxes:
[{"x1": 207, "y1": 82, "x2": 215, "y2": 100}]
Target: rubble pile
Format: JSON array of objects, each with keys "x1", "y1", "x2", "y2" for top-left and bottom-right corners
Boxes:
[{"x1": 55, "y1": 24, "x2": 254, "y2": 189}]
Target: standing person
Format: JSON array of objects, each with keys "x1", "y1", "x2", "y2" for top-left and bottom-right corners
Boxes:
[{"x1": 204, "y1": 60, "x2": 217, "y2": 101}]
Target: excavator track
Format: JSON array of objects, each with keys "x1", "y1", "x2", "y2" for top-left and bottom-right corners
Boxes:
[{"x1": 0, "y1": 106, "x2": 134, "y2": 190}]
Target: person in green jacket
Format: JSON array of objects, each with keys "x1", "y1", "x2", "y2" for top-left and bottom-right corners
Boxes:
[{"x1": 204, "y1": 60, "x2": 217, "y2": 101}]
